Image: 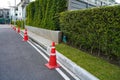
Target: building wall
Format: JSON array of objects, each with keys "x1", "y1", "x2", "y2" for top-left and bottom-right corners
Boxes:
[
  {"x1": 9, "y1": 7, "x2": 16, "y2": 21},
  {"x1": 17, "y1": 4, "x2": 23, "y2": 20},
  {"x1": 0, "y1": 9, "x2": 3, "y2": 18},
  {"x1": 30, "y1": 0, "x2": 35, "y2": 2},
  {"x1": 0, "y1": 9, "x2": 10, "y2": 24},
  {"x1": 68, "y1": 0, "x2": 116, "y2": 10},
  {"x1": 15, "y1": 0, "x2": 36, "y2": 20}
]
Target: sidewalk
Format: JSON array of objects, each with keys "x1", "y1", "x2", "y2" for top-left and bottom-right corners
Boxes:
[
  {"x1": 0, "y1": 24, "x2": 11, "y2": 28},
  {"x1": 23, "y1": 28, "x2": 99, "y2": 80}
]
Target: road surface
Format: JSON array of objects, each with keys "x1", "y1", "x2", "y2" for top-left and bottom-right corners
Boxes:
[{"x1": 0, "y1": 25, "x2": 79, "y2": 80}]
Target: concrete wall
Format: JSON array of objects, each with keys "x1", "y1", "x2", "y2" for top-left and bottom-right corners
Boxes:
[{"x1": 25, "y1": 26, "x2": 62, "y2": 43}]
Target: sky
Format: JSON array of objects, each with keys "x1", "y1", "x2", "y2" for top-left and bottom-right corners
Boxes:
[
  {"x1": 116, "y1": 0, "x2": 120, "y2": 3},
  {"x1": 0, "y1": 0, "x2": 120, "y2": 8},
  {"x1": 0, "y1": 0, "x2": 20, "y2": 8}
]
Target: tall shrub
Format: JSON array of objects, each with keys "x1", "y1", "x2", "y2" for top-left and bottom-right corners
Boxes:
[
  {"x1": 60, "y1": 5, "x2": 120, "y2": 61},
  {"x1": 26, "y1": 2, "x2": 35, "y2": 26},
  {"x1": 26, "y1": 0, "x2": 67, "y2": 30}
]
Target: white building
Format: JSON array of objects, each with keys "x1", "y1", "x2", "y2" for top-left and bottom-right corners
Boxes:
[
  {"x1": 0, "y1": 8, "x2": 10, "y2": 24},
  {"x1": 10, "y1": 0, "x2": 35, "y2": 21},
  {"x1": 17, "y1": 0, "x2": 35, "y2": 20},
  {"x1": 9, "y1": 6, "x2": 16, "y2": 21}
]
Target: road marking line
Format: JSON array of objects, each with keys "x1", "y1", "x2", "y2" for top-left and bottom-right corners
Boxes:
[
  {"x1": 34, "y1": 43, "x2": 80, "y2": 80},
  {"x1": 20, "y1": 33, "x2": 79, "y2": 80},
  {"x1": 27, "y1": 41, "x2": 70, "y2": 80},
  {"x1": 20, "y1": 33, "x2": 24, "y2": 37},
  {"x1": 20, "y1": 33, "x2": 49, "y2": 61}
]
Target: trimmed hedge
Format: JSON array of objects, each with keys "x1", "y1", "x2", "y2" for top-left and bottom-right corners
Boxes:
[
  {"x1": 60, "y1": 5, "x2": 120, "y2": 62},
  {"x1": 26, "y1": 0, "x2": 67, "y2": 30},
  {"x1": 16, "y1": 20, "x2": 25, "y2": 28},
  {"x1": 12, "y1": 20, "x2": 25, "y2": 28}
]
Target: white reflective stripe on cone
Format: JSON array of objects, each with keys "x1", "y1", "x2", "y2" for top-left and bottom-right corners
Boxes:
[
  {"x1": 51, "y1": 46, "x2": 55, "y2": 49},
  {"x1": 50, "y1": 54, "x2": 56, "y2": 56}
]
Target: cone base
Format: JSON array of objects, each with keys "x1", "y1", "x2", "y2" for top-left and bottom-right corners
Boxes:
[
  {"x1": 17, "y1": 31, "x2": 20, "y2": 33},
  {"x1": 22, "y1": 39, "x2": 28, "y2": 41},
  {"x1": 45, "y1": 63, "x2": 60, "y2": 69}
]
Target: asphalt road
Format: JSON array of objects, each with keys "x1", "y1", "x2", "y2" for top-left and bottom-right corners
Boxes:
[{"x1": 0, "y1": 25, "x2": 65, "y2": 80}]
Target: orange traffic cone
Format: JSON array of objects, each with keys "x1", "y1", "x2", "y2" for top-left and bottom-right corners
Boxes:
[
  {"x1": 17, "y1": 27, "x2": 20, "y2": 33},
  {"x1": 52, "y1": 42, "x2": 55, "y2": 47},
  {"x1": 14, "y1": 27, "x2": 16, "y2": 31},
  {"x1": 23, "y1": 29, "x2": 28, "y2": 41},
  {"x1": 45, "y1": 42, "x2": 60, "y2": 69},
  {"x1": 12, "y1": 26, "x2": 14, "y2": 30},
  {"x1": 24, "y1": 29, "x2": 27, "y2": 34}
]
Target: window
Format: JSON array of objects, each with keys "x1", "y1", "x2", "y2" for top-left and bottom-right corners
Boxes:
[
  {"x1": 15, "y1": 8, "x2": 18, "y2": 11},
  {"x1": 15, "y1": 13, "x2": 17, "y2": 16},
  {"x1": 7, "y1": 12, "x2": 9, "y2": 15}
]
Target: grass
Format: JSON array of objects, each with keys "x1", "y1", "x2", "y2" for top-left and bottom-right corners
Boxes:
[{"x1": 56, "y1": 44, "x2": 120, "y2": 80}]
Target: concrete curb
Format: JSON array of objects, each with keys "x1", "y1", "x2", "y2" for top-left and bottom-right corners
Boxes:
[
  {"x1": 21, "y1": 30, "x2": 99, "y2": 80},
  {"x1": 56, "y1": 51, "x2": 99, "y2": 80}
]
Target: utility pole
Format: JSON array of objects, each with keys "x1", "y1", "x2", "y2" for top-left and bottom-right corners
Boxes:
[
  {"x1": 14, "y1": 0, "x2": 16, "y2": 25},
  {"x1": 8, "y1": 1, "x2": 11, "y2": 24}
]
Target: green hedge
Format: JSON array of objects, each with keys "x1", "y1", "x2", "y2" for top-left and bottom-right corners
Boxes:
[
  {"x1": 12, "y1": 20, "x2": 25, "y2": 28},
  {"x1": 60, "y1": 6, "x2": 120, "y2": 61},
  {"x1": 16, "y1": 20, "x2": 25, "y2": 28},
  {"x1": 26, "y1": 0, "x2": 67, "y2": 30}
]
